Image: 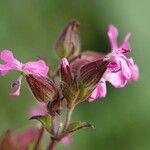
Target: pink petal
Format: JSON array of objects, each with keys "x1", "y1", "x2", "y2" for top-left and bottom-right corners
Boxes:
[
  {"x1": 23, "y1": 60, "x2": 49, "y2": 77},
  {"x1": 0, "y1": 50, "x2": 22, "y2": 75},
  {"x1": 38, "y1": 102, "x2": 47, "y2": 115},
  {"x1": 29, "y1": 107, "x2": 41, "y2": 117},
  {"x1": 9, "y1": 76, "x2": 23, "y2": 96},
  {"x1": 120, "y1": 33, "x2": 131, "y2": 52},
  {"x1": 120, "y1": 56, "x2": 132, "y2": 80},
  {"x1": 127, "y1": 58, "x2": 139, "y2": 81},
  {"x1": 0, "y1": 49, "x2": 16, "y2": 62},
  {"x1": 61, "y1": 58, "x2": 69, "y2": 72},
  {"x1": 61, "y1": 135, "x2": 72, "y2": 145},
  {"x1": 105, "y1": 71, "x2": 128, "y2": 88},
  {"x1": 29, "y1": 102, "x2": 47, "y2": 117},
  {"x1": 17, "y1": 127, "x2": 40, "y2": 150},
  {"x1": 108, "y1": 24, "x2": 118, "y2": 50},
  {"x1": 88, "y1": 80, "x2": 106, "y2": 102}
]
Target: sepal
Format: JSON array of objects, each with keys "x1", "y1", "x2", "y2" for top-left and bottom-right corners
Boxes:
[
  {"x1": 26, "y1": 74, "x2": 58, "y2": 103},
  {"x1": 64, "y1": 121, "x2": 94, "y2": 134},
  {"x1": 30, "y1": 115, "x2": 52, "y2": 133},
  {"x1": 78, "y1": 59, "x2": 108, "y2": 88}
]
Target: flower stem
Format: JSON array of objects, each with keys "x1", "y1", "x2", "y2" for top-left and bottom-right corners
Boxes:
[
  {"x1": 47, "y1": 107, "x2": 74, "y2": 150},
  {"x1": 34, "y1": 127, "x2": 44, "y2": 150},
  {"x1": 47, "y1": 138, "x2": 58, "y2": 150},
  {"x1": 63, "y1": 107, "x2": 74, "y2": 130}
]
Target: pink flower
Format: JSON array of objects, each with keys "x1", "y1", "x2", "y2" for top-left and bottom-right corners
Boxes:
[
  {"x1": 105, "y1": 24, "x2": 139, "y2": 87},
  {"x1": 16, "y1": 127, "x2": 40, "y2": 150},
  {"x1": 29, "y1": 102, "x2": 47, "y2": 117},
  {"x1": 61, "y1": 135, "x2": 72, "y2": 145},
  {"x1": 89, "y1": 25, "x2": 139, "y2": 101},
  {"x1": 0, "y1": 128, "x2": 40, "y2": 150},
  {"x1": 0, "y1": 50, "x2": 49, "y2": 96}
]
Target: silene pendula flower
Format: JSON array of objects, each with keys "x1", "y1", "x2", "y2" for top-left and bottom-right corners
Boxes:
[
  {"x1": 88, "y1": 24, "x2": 139, "y2": 102},
  {"x1": 60, "y1": 57, "x2": 109, "y2": 107},
  {"x1": 0, "y1": 49, "x2": 49, "y2": 96}
]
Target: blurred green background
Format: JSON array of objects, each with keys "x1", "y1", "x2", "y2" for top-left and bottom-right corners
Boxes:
[{"x1": 0, "y1": 0, "x2": 149, "y2": 149}]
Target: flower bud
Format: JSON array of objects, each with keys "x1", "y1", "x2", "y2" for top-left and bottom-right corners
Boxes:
[
  {"x1": 55, "y1": 20, "x2": 80, "y2": 59},
  {"x1": 60, "y1": 58, "x2": 73, "y2": 85},
  {"x1": 26, "y1": 74, "x2": 57, "y2": 103}
]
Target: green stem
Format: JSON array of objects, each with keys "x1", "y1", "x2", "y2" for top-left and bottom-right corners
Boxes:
[
  {"x1": 63, "y1": 107, "x2": 74, "y2": 130},
  {"x1": 47, "y1": 138, "x2": 58, "y2": 150}
]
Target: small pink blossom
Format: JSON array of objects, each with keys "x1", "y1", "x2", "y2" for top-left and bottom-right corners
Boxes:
[
  {"x1": 89, "y1": 24, "x2": 139, "y2": 101},
  {"x1": 29, "y1": 102, "x2": 47, "y2": 117},
  {"x1": 61, "y1": 135, "x2": 72, "y2": 145},
  {"x1": 0, "y1": 50, "x2": 49, "y2": 96},
  {"x1": 17, "y1": 127, "x2": 40, "y2": 150}
]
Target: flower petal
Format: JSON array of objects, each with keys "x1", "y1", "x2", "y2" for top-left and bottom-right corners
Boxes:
[
  {"x1": 29, "y1": 102, "x2": 47, "y2": 117},
  {"x1": 17, "y1": 127, "x2": 40, "y2": 150},
  {"x1": 9, "y1": 76, "x2": 23, "y2": 96},
  {"x1": 0, "y1": 50, "x2": 22, "y2": 75},
  {"x1": 61, "y1": 135, "x2": 72, "y2": 145},
  {"x1": 105, "y1": 71, "x2": 127, "y2": 88},
  {"x1": 108, "y1": 24, "x2": 118, "y2": 50},
  {"x1": 119, "y1": 33, "x2": 131, "y2": 53},
  {"x1": 127, "y1": 58, "x2": 139, "y2": 81},
  {"x1": 23, "y1": 60, "x2": 49, "y2": 77},
  {"x1": 88, "y1": 79, "x2": 106, "y2": 102}
]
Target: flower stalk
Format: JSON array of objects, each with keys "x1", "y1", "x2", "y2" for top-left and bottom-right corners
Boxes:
[
  {"x1": 47, "y1": 137, "x2": 59, "y2": 150},
  {"x1": 63, "y1": 107, "x2": 74, "y2": 130},
  {"x1": 33, "y1": 127, "x2": 45, "y2": 150}
]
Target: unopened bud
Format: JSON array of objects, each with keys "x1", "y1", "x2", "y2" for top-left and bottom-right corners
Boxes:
[
  {"x1": 26, "y1": 74, "x2": 57, "y2": 103},
  {"x1": 55, "y1": 20, "x2": 80, "y2": 59},
  {"x1": 60, "y1": 58, "x2": 73, "y2": 85}
]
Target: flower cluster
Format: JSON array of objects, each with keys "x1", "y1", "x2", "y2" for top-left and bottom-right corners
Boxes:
[{"x1": 0, "y1": 20, "x2": 139, "y2": 150}]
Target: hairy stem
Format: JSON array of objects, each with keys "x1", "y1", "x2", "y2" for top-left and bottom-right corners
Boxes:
[{"x1": 34, "y1": 127, "x2": 44, "y2": 150}]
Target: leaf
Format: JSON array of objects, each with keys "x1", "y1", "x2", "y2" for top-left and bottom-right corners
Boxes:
[
  {"x1": 65, "y1": 121, "x2": 94, "y2": 134},
  {"x1": 30, "y1": 115, "x2": 52, "y2": 132}
]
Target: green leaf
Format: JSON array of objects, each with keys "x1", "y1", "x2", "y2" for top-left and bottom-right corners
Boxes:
[
  {"x1": 30, "y1": 115, "x2": 52, "y2": 133},
  {"x1": 65, "y1": 121, "x2": 94, "y2": 134}
]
